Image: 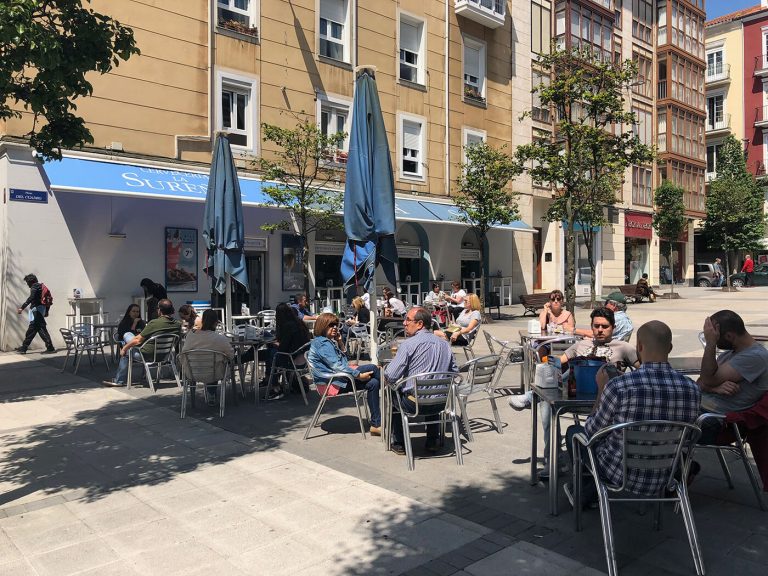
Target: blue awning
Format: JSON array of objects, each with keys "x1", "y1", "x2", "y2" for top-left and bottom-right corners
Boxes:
[
  {"x1": 44, "y1": 156, "x2": 271, "y2": 206},
  {"x1": 44, "y1": 156, "x2": 534, "y2": 232}
]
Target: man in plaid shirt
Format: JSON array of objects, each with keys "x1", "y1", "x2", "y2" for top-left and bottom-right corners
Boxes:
[{"x1": 567, "y1": 321, "x2": 701, "y2": 502}]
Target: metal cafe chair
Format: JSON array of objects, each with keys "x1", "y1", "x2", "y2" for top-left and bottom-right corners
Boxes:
[
  {"x1": 346, "y1": 324, "x2": 371, "y2": 363},
  {"x1": 483, "y1": 330, "x2": 525, "y2": 393},
  {"x1": 127, "y1": 333, "x2": 181, "y2": 392},
  {"x1": 303, "y1": 357, "x2": 370, "y2": 440},
  {"x1": 256, "y1": 309, "x2": 276, "y2": 328},
  {"x1": 572, "y1": 420, "x2": 704, "y2": 576},
  {"x1": 59, "y1": 325, "x2": 110, "y2": 374},
  {"x1": 267, "y1": 341, "x2": 312, "y2": 405},
  {"x1": 390, "y1": 371, "x2": 464, "y2": 471},
  {"x1": 694, "y1": 412, "x2": 766, "y2": 511},
  {"x1": 178, "y1": 349, "x2": 231, "y2": 418},
  {"x1": 456, "y1": 355, "x2": 503, "y2": 441}
]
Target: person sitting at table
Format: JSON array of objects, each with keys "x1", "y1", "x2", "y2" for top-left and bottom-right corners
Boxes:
[
  {"x1": 384, "y1": 307, "x2": 459, "y2": 455},
  {"x1": 182, "y1": 309, "x2": 235, "y2": 406},
  {"x1": 697, "y1": 310, "x2": 768, "y2": 441},
  {"x1": 424, "y1": 283, "x2": 449, "y2": 325},
  {"x1": 116, "y1": 303, "x2": 146, "y2": 344},
  {"x1": 380, "y1": 287, "x2": 404, "y2": 317},
  {"x1": 342, "y1": 296, "x2": 370, "y2": 343},
  {"x1": 139, "y1": 278, "x2": 167, "y2": 320},
  {"x1": 291, "y1": 293, "x2": 317, "y2": 321},
  {"x1": 103, "y1": 299, "x2": 181, "y2": 387},
  {"x1": 539, "y1": 289, "x2": 575, "y2": 333},
  {"x1": 445, "y1": 281, "x2": 467, "y2": 321},
  {"x1": 576, "y1": 293, "x2": 633, "y2": 342},
  {"x1": 265, "y1": 302, "x2": 313, "y2": 399},
  {"x1": 435, "y1": 293, "x2": 482, "y2": 346},
  {"x1": 307, "y1": 312, "x2": 382, "y2": 435},
  {"x1": 635, "y1": 273, "x2": 656, "y2": 302},
  {"x1": 563, "y1": 321, "x2": 701, "y2": 508},
  {"x1": 177, "y1": 304, "x2": 202, "y2": 332}
]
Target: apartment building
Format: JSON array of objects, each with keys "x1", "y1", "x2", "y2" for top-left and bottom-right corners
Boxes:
[{"x1": 0, "y1": 0, "x2": 541, "y2": 350}]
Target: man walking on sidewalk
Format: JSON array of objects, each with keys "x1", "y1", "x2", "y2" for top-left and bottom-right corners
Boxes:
[
  {"x1": 16, "y1": 274, "x2": 56, "y2": 354},
  {"x1": 741, "y1": 254, "x2": 755, "y2": 287}
]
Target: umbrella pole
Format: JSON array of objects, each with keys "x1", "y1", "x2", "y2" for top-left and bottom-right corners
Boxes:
[
  {"x1": 368, "y1": 270, "x2": 378, "y2": 365},
  {"x1": 225, "y1": 272, "x2": 233, "y2": 332}
]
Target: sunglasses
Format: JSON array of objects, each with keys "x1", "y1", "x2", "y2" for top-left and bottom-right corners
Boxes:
[
  {"x1": 550, "y1": 296, "x2": 563, "y2": 302},
  {"x1": 328, "y1": 322, "x2": 339, "y2": 328}
]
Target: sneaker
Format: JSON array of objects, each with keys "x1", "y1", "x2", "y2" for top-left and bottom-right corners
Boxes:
[
  {"x1": 102, "y1": 379, "x2": 125, "y2": 387},
  {"x1": 508, "y1": 394, "x2": 531, "y2": 410},
  {"x1": 267, "y1": 390, "x2": 284, "y2": 400},
  {"x1": 564, "y1": 481, "x2": 599, "y2": 510},
  {"x1": 14, "y1": 347, "x2": 27, "y2": 354},
  {"x1": 369, "y1": 426, "x2": 381, "y2": 436},
  {"x1": 40, "y1": 348, "x2": 57, "y2": 354},
  {"x1": 391, "y1": 444, "x2": 406, "y2": 455}
]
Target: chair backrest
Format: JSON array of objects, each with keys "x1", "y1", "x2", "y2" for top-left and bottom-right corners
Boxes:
[
  {"x1": 619, "y1": 329, "x2": 634, "y2": 342},
  {"x1": 179, "y1": 349, "x2": 230, "y2": 384},
  {"x1": 257, "y1": 310, "x2": 276, "y2": 328},
  {"x1": 71, "y1": 323, "x2": 94, "y2": 338},
  {"x1": 591, "y1": 420, "x2": 701, "y2": 493},
  {"x1": 59, "y1": 328, "x2": 75, "y2": 349},
  {"x1": 461, "y1": 354, "x2": 502, "y2": 394},
  {"x1": 349, "y1": 324, "x2": 371, "y2": 341},
  {"x1": 396, "y1": 371, "x2": 462, "y2": 416},
  {"x1": 140, "y1": 333, "x2": 179, "y2": 363}
]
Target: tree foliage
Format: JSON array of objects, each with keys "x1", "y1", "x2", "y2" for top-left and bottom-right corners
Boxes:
[
  {"x1": 652, "y1": 181, "x2": 686, "y2": 296},
  {"x1": 0, "y1": 0, "x2": 139, "y2": 160},
  {"x1": 514, "y1": 48, "x2": 654, "y2": 311},
  {"x1": 258, "y1": 114, "x2": 345, "y2": 294},
  {"x1": 701, "y1": 135, "x2": 767, "y2": 280},
  {"x1": 454, "y1": 141, "x2": 519, "y2": 310}
]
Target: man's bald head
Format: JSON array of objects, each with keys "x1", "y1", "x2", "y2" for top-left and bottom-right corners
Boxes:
[{"x1": 636, "y1": 321, "x2": 673, "y2": 361}]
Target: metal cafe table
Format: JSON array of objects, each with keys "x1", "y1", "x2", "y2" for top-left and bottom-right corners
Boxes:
[{"x1": 519, "y1": 331, "x2": 577, "y2": 391}]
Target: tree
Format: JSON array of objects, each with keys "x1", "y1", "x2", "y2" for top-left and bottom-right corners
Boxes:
[
  {"x1": 454, "y1": 141, "x2": 519, "y2": 314},
  {"x1": 258, "y1": 114, "x2": 345, "y2": 294},
  {"x1": 0, "y1": 0, "x2": 139, "y2": 160},
  {"x1": 701, "y1": 135, "x2": 767, "y2": 286},
  {"x1": 652, "y1": 181, "x2": 686, "y2": 297},
  {"x1": 514, "y1": 48, "x2": 653, "y2": 312}
]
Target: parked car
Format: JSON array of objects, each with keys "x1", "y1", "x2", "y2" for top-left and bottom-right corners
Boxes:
[
  {"x1": 730, "y1": 263, "x2": 768, "y2": 287},
  {"x1": 695, "y1": 263, "x2": 718, "y2": 287}
]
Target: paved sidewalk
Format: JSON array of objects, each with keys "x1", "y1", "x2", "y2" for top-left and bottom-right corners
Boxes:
[{"x1": 0, "y1": 354, "x2": 599, "y2": 576}]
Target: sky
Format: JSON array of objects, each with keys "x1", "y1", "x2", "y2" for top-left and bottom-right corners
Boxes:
[{"x1": 707, "y1": 0, "x2": 762, "y2": 21}]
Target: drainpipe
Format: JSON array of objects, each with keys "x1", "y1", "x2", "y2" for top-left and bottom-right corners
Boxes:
[{"x1": 444, "y1": 0, "x2": 450, "y2": 196}]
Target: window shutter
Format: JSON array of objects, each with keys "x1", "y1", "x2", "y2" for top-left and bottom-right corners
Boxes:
[
  {"x1": 464, "y1": 45, "x2": 480, "y2": 78},
  {"x1": 320, "y1": 0, "x2": 344, "y2": 23},
  {"x1": 403, "y1": 121, "x2": 421, "y2": 150},
  {"x1": 401, "y1": 21, "x2": 419, "y2": 52}
]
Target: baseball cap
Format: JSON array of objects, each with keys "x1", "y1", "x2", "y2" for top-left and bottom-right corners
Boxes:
[{"x1": 602, "y1": 292, "x2": 627, "y2": 304}]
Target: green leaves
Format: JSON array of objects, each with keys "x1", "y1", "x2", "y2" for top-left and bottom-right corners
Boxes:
[
  {"x1": 0, "y1": 0, "x2": 139, "y2": 160},
  {"x1": 652, "y1": 181, "x2": 686, "y2": 258}
]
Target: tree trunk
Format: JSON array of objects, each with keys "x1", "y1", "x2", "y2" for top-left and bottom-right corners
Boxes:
[
  {"x1": 667, "y1": 241, "x2": 676, "y2": 297},
  {"x1": 583, "y1": 231, "x2": 597, "y2": 309},
  {"x1": 564, "y1": 214, "x2": 577, "y2": 317}
]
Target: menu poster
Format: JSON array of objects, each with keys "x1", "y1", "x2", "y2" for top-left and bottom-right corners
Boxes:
[
  {"x1": 165, "y1": 227, "x2": 198, "y2": 292},
  {"x1": 282, "y1": 234, "x2": 304, "y2": 291}
]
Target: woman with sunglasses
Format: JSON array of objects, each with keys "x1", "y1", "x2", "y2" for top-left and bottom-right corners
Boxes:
[
  {"x1": 307, "y1": 312, "x2": 382, "y2": 435},
  {"x1": 540, "y1": 289, "x2": 574, "y2": 333}
]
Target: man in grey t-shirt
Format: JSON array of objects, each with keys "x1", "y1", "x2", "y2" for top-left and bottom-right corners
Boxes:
[
  {"x1": 561, "y1": 307, "x2": 639, "y2": 368},
  {"x1": 698, "y1": 310, "x2": 768, "y2": 414}
]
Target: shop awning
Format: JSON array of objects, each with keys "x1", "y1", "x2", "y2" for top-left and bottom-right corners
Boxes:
[{"x1": 44, "y1": 156, "x2": 534, "y2": 231}]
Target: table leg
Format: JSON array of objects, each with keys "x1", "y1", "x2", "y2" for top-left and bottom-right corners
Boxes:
[
  {"x1": 530, "y1": 392, "x2": 538, "y2": 485},
  {"x1": 549, "y1": 407, "x2": 560, "y2": 516}
]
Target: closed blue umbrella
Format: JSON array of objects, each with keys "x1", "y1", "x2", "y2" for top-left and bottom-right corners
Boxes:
[
  {"x1": 341, "y1": 69, "x2": 399, "y2": 295},
  {"x1": 203, "y1": 134, "x2": 248, "y2": 327}
]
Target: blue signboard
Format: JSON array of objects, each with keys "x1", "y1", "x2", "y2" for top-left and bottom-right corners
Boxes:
[{"x1": 9, "y1": 189, "x2": 48, "y2": 204}]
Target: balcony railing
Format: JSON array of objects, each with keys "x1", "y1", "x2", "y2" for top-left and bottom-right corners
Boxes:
[
  {"x1": 454, "y1": 0, "x2": 506, "y2": 29},
  {"x1": 657, "y1": 80, "x2": 667, "y2": 100},
  {"x1": 754, "y1": 55, "x2": 768, "y2": 77},
  {"x1": 706, "y1": 63, "x2": 730, "y2": 84},
  {"x1": 705, "y1": 114, "x2": 730, "y2": 132},
  {"x1": 754, "y1": 105, "x2": 768, "y2": 127},
  {"x1": 464, "y1": 84, "x2": 486, "y2": 104}
]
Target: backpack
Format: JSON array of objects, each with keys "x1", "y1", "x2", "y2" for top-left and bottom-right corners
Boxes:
[{"x1": 40, "y1": 284, "x2": 53, "y2": 316}]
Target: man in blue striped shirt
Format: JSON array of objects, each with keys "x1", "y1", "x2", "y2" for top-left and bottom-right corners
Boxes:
[{"x1": 385, "y1": 307, "x2": 458, "y2": 455}]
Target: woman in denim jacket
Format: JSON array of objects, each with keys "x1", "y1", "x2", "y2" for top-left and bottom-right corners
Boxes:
[{"x1": 307, "y1": 312, "x2": 381, "y2": 435}]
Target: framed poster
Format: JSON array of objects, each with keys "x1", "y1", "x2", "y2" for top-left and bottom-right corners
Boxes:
[
  {"x1": 165, "y1": 227, "x2": 198, "y2": 292},
  {"x1": 282, "y1": 234, "x2": 304, "y2": 291}
]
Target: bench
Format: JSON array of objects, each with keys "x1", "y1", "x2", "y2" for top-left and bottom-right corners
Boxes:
[
  {"x1": 519, "y1": 293, "x2": 551, "y2": 316},
  {"x1": 611, "y1": 285, "x2": 652, "y2": 303}
]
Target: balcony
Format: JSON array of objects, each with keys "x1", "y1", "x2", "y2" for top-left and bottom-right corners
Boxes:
[
  {"x1": 706, "y1": 64, "x2": 730, "y2": 86},
  {"x1": 705, "y1": 171, "x2": 716, "y2": 183},
  {"x1": 657, "y1": 80, "x2": 667, "y2": 100},
  {"x1": 756, "y1": 161, "x2": 767, "y2": 178},
  {"x1": 454, "y1": 0, "x2": 505, "y2": 29},
  {"x1": 705, "y1": 114, "x2": 730, "y2": 134},
  {"x1": 754, "y1": 55, "x2": 768, "y2": 77},
  {"x1": 754, "y1": 105, "x2": 768, "y2": 128}
]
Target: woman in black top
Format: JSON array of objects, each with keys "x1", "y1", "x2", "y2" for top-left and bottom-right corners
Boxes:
[
  {"x1": 275, "y1": 302, "x2": 312, "y2": 356},
  {"x1": 139, "y1": 278, "x2": 167, "y2": 320},
  {"x1": 117, "y1": 304, "x2": 146, "y2": 343}
]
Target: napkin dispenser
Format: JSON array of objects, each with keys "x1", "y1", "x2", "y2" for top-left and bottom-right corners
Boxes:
[{"x1": 527, "y1": 319, "x2": 541, "y2": 334}]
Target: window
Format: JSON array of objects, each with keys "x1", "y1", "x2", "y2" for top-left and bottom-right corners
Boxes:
[
  {"x1": 706, "y1": 94, "x2": 724, "y2": 130},
  {"x1": 317, "y1": 94, "x2": 351, "y2": 166},
  {"x1": 706, "y1": 49, "x2": 724, "y2": 80},
  {"x1": 632, "y1": 107, "x2": 652, "y2": 146},
  {"x1": 664, "y1": 1, "x2": 704, "y2": 59},
  {"x1": 632, "y1": 51, "x2": 653, "y2": 98},
  {"x1": 462, "y1": 127, "x2": 486, "y2": 163},
  {"x1": 532, "y1": 69, "x2": 551, "y2": 122},
  {"x1": 531, "y1": 0, "x2": 552, "y2": 55},
  {"x1": 632, "y1": 166, "x2": 653, "y2": 206},
  {"x1": 319, "y1": 0, "x2": 348, "y2": 62},
  {"x1": 399, "y1": 15, "x2": 425, "y2": 85},
  {"x1": 706, "y1": 144, "x2": 723, "y2": 178},
  {"x1": 632, "y1": 0, "x2": 653, "y2": 44},
  {"x1": 218, "y1": 0, "x2": 254, "y2": 27},
  {"x1": 399, "y1": 114, "x2": 425, "y2": 180},
  {"x1": 566, "y1": 4, "x2": 613, "y2": 62},
  {"x1": 218, "y1": 73, "x2": 258, "y2": 150},
  {"x1": 463, "y1": 36, "x2": 486, "y2": 103}
]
